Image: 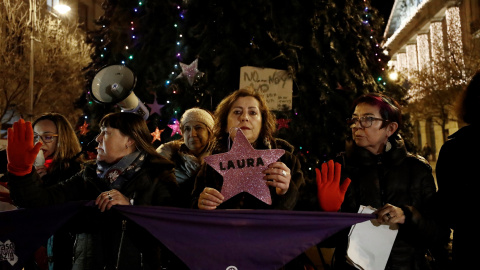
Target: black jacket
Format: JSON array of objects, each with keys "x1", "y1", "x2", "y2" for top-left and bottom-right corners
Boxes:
[
  {"x1": 192, "y1": 138, "x2": 305, "y2": 210},
  {"x1": 435, "y1": 124, "x2": 480, "y2": 269},
  {"x1": 0, "y1": 150, "x2": 7, "y2": 184},
  {"x1": 157, "y1": 140, "x2": 205, "y2": 208},
  {"x1": 333, "y1": 135, "x2": 449, "y2": 270},
  {"x1": 39, "y1": 156, "x2": 84, "y2": 270},
  {"x1": 8, "y1": 154, "x2": 180, "y2": 270},
  {"x1": 40, "y1": 155, "x2": 84, "y2": 188}
]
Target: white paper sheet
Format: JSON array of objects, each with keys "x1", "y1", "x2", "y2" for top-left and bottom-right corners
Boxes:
[
  {"x1": 0, "y1": 201, "x2": 16, "y2": 211},
  {"x1": 346, "y1": 205, "x2": 398, "y2": 270}
]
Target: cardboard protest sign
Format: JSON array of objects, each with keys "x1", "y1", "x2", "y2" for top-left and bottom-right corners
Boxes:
[{"x1": 239, "y1": 66, "x2": 293, "y2": 111}]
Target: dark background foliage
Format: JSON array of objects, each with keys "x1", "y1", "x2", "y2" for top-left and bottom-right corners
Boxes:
[{"x1": 80, "y1": 0, "x2": 411, "y2": 177}]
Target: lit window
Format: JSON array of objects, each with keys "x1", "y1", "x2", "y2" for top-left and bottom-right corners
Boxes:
[{"x1": 47, "y1": 0, "x2": 59, "y2": 8}]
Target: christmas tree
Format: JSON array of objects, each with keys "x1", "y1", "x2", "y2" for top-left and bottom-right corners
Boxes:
[
  {"x1": 81, "y1": 0, "x2": 392, "y2": 176},
  {"x1": 79, "y1": 0, "x2": 182, "y2": 153}
]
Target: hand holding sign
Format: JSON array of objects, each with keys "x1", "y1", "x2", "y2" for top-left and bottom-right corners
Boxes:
[{"x1": 204, "y1": 129, "x2": 285, "y2": 205}]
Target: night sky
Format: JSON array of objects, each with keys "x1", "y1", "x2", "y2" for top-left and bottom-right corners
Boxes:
[{"x1": 370, "y1": 0, "x2": 395, "y2": 32}]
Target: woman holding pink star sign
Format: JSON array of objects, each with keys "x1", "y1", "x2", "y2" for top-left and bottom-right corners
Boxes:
[{"x1": 192, "y1": 88, "x2": 305, "y2": 210}]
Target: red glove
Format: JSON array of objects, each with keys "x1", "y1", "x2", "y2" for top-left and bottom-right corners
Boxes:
[
  {"x1": 316, "y1": 159, "x2": 351, "y2": 212},
  {"x1": 7, "y1": 119, "x2": 42, "y2": 176}
]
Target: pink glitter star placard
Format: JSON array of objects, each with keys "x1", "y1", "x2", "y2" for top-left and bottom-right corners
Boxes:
[
  {"x1": 168, "y1": 120, "x2": 182, "y2": 137},
  {"x1": 176, "y1": 59, "x2": 204, "y2": 86},
  {"x1": 204, "y1": 129, "x2": 285, "y2": 205}
]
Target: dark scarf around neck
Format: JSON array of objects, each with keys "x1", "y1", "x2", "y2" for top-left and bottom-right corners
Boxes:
[{"x1": 96, "y1": 150, "x2": 146, "y2": 189}]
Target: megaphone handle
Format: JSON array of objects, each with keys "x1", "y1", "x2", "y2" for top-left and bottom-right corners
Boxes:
[{"x1": 122, "y1": 101, "x2": 150, "y2": 120}]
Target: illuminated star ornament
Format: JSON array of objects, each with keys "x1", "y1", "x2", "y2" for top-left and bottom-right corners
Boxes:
[
  {"x1": 151, "y1": 127, "x2": 165, "y2": 143},
  {"x1": 79, "y1": 120, "x2": 89, "y2": 135},
  {"x1": 168, "y1": 120, "x2": 182, "y2": 137},
  {"x1": 176, "y1": 58, "x2": 204, "y2": 86},
  {"x1": 204, "y1": 129, "x2": 285, "y2": 205},
  {"x1": 277, "y1": 119, "x2": 291, "y2": 130},
  {"x1": 146, "y1": 93, "x2": 164, "y2": 116}
]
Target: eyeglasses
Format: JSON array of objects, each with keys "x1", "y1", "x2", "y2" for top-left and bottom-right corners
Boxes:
[
  {"x1": 346, "y1": 116, "x2": 389, "y2": 128},
  {"x1": 34, "y1": 133, "x2": 58, "y2": 143}
]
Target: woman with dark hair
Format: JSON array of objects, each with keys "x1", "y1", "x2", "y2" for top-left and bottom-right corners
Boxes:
[
  {"x1": 435, "y1": 71, "x2": 480, "y2": 269},
  {"x1": 192, "y1": 88, "x2": 305, "y2": 210},
  {"x1": 189, "y1": 88, "x2": 309, "y2": 269},
  {"x1": 318, "y1": 93, "x2": 449, "y2": 269},
  {"x1": 6, "y1": 112, "x2": 180, "y2": 270}
]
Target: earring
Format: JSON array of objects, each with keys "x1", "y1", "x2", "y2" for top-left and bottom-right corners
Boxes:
[
  {"x1": 125, "y1": 144, "x2": 129, "y2": 149},
  {"x1": 227, "y1": 127, "x2": 239, "y2": 150},
  {"x1": 385, "y1": 139, "x2": 392, "y2": 152},
  {"x1": 228, "y1": 126, "x2": 239, "y2": 136}
]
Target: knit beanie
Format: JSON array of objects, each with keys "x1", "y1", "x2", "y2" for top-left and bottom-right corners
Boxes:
[{"x1": 180, "y1": 108, "x2": 214, "y2": 130}]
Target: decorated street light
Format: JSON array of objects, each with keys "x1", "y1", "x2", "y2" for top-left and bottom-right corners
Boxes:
[
  {"x1": 389, "y1": 70, "x2": 399, "y2": 81},
  {"x1": 54, "y1": 3, "x2": 71, "y2": 14}
]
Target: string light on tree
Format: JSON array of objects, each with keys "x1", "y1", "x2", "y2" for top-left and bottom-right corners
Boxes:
[
  {"x1": 359, "y1": 0, "x2": 389, "y2": 85},
  {"x1": 162, "y1": 2, "x2": 188, "y2": 136}
]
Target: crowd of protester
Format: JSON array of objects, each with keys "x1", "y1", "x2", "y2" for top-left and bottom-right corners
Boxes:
[{"x1": 3, "y1": 72, "x2": 479, "y2": 269}]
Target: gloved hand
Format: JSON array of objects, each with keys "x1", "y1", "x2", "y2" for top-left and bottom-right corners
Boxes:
[
  {"x1": 316, "y1": 159, "x2": 351, "y2": 212},
  {"x1": 7, "y1": 119, "x2": 42, "y2": 176}
]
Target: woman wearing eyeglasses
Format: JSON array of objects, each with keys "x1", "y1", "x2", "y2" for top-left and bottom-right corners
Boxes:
[
  {"x1": 32, "y1": 113, "x2": 85, "y2": 186},
  {"x1": 16, "y1": 113, "x2": 86, "y2": 270},
  {"x1": 319, "y1": 93, "x2": 449, "y2": 269}
]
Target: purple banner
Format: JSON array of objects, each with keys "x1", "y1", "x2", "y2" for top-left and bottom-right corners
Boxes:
[
  {"x1": 0, "y1": 201, "x2": 88, "y2": 270},
  {"x1": 1, "y1": 202, "x2": 373, "y2": 270}
]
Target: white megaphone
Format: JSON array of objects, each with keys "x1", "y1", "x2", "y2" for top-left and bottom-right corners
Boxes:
[{"x1": 91, "y1": 65, "x2": 149, "y2": 120}]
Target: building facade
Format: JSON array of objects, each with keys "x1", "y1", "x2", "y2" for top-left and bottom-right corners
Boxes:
[
  {"x1": 46, "y1": 0, "x2": 103, "y2": 31},
  {"x1": 382, "y1": 0, "x2": 480, "y2": 161}
]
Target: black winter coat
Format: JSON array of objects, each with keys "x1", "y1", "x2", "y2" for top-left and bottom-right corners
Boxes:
[
  {"x1": 192, "y1": 138, "x2": 305, "y2": 210},
  {"x1": 8, "y1": 154, "x2": 180, "y2": 270},
  {"x1": 38, "y1": 156, "x2": 84, "y2": 270},
  {"x1": 333, "y1": 135, "x2": 449, "y2": 270},
  {"x1": 157, "y1": 140, "x2": 204, "y2": 208},
  {"x1": 435, "y1": 124, "x2": 480, "y2": 269},
  {"x1": 40, "y1": 155, "x2": 84, "y2": 188}
]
